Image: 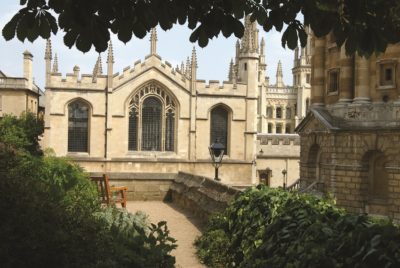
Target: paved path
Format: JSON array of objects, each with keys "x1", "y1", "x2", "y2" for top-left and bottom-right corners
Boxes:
[{"x1": 126, "y1": 201, "x2": 206, "y2": 268}]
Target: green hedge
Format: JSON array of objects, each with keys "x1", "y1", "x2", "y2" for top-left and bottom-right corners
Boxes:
[
  {"x1": 0, "y1": 113, "x2": 176, "y2": 267},
  {"x1": 195, "y1": 185, "x2": 400, "y2": 268}
]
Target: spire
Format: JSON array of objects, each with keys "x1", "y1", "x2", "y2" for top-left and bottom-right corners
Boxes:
[
  {"x1": 52, "y1": 53, "x2": 58, "y2": 73},
  {"x1": 260, "y1": 37, "x2": 265, "y2": 55},
  {"x1": 240, "y1": 15, "x2": 258, "y2": 53},
  {"x1": 107, "y1": 41, "x2": 114, "y2": 89},
  {"x1": 190, "y1": 47, "x2": 197, "y2": 93},
  {"x1": 180, "y1": 61, "x2": 185, "y2": 74},
  {"x1": 150, "y1": 28, "x2": 157, "y2": 55},
  {"x1": 191, "y1": 47, "x2": 197, "y2": 69},
  {"x1": 45, "y1": 39, "x2": 52, "y2": 60},
  {"x1": 107, "y1": 41, "x2": 114, "y2": 64},
  {"x1": 228, "y1": 59, "x2": 234, "y2": 81},
  {"x1": 93, "y1": 54, "x2": 103, "y2": 77},
  {"x1": 276, "y1": 60, "x2": 284, "y2": 87},
  {"x1": 185, "y1": 56, "x2": 190, "y2": 78}
]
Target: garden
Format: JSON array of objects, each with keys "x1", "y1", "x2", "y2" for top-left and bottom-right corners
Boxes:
[{"x1": 0, "y1": 113, "x2": 176, "y2": 268}]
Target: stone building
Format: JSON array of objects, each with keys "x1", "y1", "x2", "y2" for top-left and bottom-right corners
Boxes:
[
  {"x1": 0, "y1": 51, "x2": 43, "y2": 118},
  {"x1": 296, "y1": 33, "x2": 400, "y2": 220},
  {"x1": 42, "y1": 18, "x2": 309, "y2": 189}
]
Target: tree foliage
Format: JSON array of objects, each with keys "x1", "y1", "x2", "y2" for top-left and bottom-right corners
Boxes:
[
  {"x1": 195, "y1": 185, "x2": 400, "y2": 268},
  {"x1": 2, "y1": 0, "x2": 400, "y2": 56}
]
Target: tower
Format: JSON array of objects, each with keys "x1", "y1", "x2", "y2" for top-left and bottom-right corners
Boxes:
[
  {"x1": 235, "y1": 16, "x2": 260, "y2": 183},
  {"x1": 292, "y1": 31, "x2": 312, "y2": 122}
]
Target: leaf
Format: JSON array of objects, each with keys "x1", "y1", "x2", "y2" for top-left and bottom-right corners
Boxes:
[
  {"x1": 63, "y1": 29, "x2": 78, "y2": 48},
  {"x1": 2, "y1": 12, "x2": 22, "y2": 40}
]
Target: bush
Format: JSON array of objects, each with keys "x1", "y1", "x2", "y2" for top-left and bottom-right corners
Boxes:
[
  {"x1": 195, "y1": 185, "x2": 400, "y2": 268},
  {"x1": 0, "y1": 113, "x2": 176, "y2": 267},
  {"x1": 0, "y1": 112, "x2": 43, "y2": 155}
]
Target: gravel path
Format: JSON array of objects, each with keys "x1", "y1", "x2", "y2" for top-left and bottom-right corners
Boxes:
[{"x1": 126, "y1": 201, "x2": 206, "y2": 268}]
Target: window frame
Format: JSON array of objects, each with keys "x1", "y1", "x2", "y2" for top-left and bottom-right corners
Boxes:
[
  {"x1": 377, "y1": 60, "x2": 397, "y2": 89},
  {"x1": 210, "y1": 105, "x2": 230, "y2": 156},
  {"x1": 67, "y1": 100, "x2": 90, "y2": 153},
  {"x1": 327, "y1": 68, "x2": 340, "y2": 95}
]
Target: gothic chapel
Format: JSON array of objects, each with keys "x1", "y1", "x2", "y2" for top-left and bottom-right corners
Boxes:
[
  {"x1": 43, "y1": 17, "x2": 310, "y2": 186},
  {"x1": 44, "y1": 20, "x2": 258, "y2": 185}
]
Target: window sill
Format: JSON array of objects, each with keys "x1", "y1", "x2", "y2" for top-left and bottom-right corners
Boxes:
[
  {"x1": 126, "y1": 151, "x2": 178, "y2": 157},
  {"x1": 377, "y1": 85, "x2": 396, "y2": 90},
  {"x1": 67, "y1": 152, "x2": 90, "y2": 157},
  {"x1": 327, "y1": 91, "x2": 339, "y2": 96}
]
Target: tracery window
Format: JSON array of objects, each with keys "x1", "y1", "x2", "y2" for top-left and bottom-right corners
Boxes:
[
  {"x1": 210, "y1": 106, "x2": 229, "y2": 155},
  {"x1": 128, "y1": 83, "x2": 176, "y2": 152},
  {"x1": 68, "y1": 100, "x2": 89, "y2": 152}
]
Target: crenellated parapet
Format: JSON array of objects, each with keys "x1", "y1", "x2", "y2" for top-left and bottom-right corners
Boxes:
[{"x1": 196, "y1": 80, "x2": 247, "y2": 96}]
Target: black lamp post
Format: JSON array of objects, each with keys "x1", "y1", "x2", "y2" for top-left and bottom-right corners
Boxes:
[
  {"x1": 209, "y1": 139, "x2": 225, "y2": 181},
  {"x1": 282, "y1": 169, "x2": 287, "y2": 189}
]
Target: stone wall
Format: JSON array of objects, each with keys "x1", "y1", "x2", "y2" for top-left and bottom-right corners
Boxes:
[
  {"x1": 90, "y1": 172, "x2": 176, "y2": 201},
  {"x1": 299, "y1": 130, "x2": 400, "y2": 221},
  {"x1": 169, "y1": 172, "x2": 242, "y2": 221}
]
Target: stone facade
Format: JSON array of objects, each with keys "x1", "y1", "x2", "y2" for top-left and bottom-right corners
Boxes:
[
  {"x1": 41, "y1": 18, "x2": 307, "y2": 187},
  {"x1": 0, "y1": 51, "x2": 43, "y2": 118},
  {"x1": 256, "y1": 134, "x2": 300, "y2": 187},
  {"x1": 296, "y1": 33, "x2": 400, "y2": 221}
]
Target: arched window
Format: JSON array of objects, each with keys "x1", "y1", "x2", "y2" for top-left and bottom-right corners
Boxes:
[
  {"x1": 68, "y1": 100, "x2": 89, "y2": 152},
  {"x1": 128, "y1": 83, "x2": 176, "y2": 152},
  {"x1": 210, "y1": 106, "x2": 229, "y2": 155},
  {"x1": 276, "y1": 107, "x2": 282, "y2": 118}
]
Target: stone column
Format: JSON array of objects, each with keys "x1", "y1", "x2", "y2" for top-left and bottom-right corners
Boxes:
[
  {"x1": 311, "y1": 37, "x2": 326, "y2": 106},
  {"x1": 272, "y1": 122, "x2": 276, "y2": 133},
  {"x1": 338, "y1": 46, "x2": 353, "y2": 103},
  {"x1": 282, "y1": 105, "x2": 286, "y2": 119},
  {"x1": 272, "y1": 105, "x2": 276, "y2": 118},
  {"x1": 353, "y1": 55, "x2": 371, "y2": 103},
  {"x1": 282, "y1": 122, "x2": 286, "y2": 133}
]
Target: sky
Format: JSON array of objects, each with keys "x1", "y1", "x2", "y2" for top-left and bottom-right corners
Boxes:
[{"x1": 0, "y1": 1, "x2": 295, "y2": 90}]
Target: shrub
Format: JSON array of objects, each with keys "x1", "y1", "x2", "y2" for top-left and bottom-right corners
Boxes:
[
  {"x1": 195, "y1": 185, "x2": 400, "y2": 268},
  {"x1": 0, "y1": 117, "x2": 176, "y2": 268},
  {"x1": 0, "y1": 112, "x2": 43, "y2": 155}
]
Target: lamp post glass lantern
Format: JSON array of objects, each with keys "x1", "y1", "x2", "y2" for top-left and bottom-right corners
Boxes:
[{"x1": 209, "y1": 139, "x2": 225, "y2": 181}]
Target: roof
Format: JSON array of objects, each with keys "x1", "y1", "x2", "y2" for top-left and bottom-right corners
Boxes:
[{"x1": 296, "y1": 105, "x2": 400, "y2": 133}]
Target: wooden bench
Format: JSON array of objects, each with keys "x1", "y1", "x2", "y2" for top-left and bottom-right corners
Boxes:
[{"x1": 91, "y1": 174, "x2": 128, "y2": 208}]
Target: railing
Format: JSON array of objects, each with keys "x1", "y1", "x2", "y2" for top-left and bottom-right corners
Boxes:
[{"x1": 286, "y1": 178, "x2": 301, "y2": 191}]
